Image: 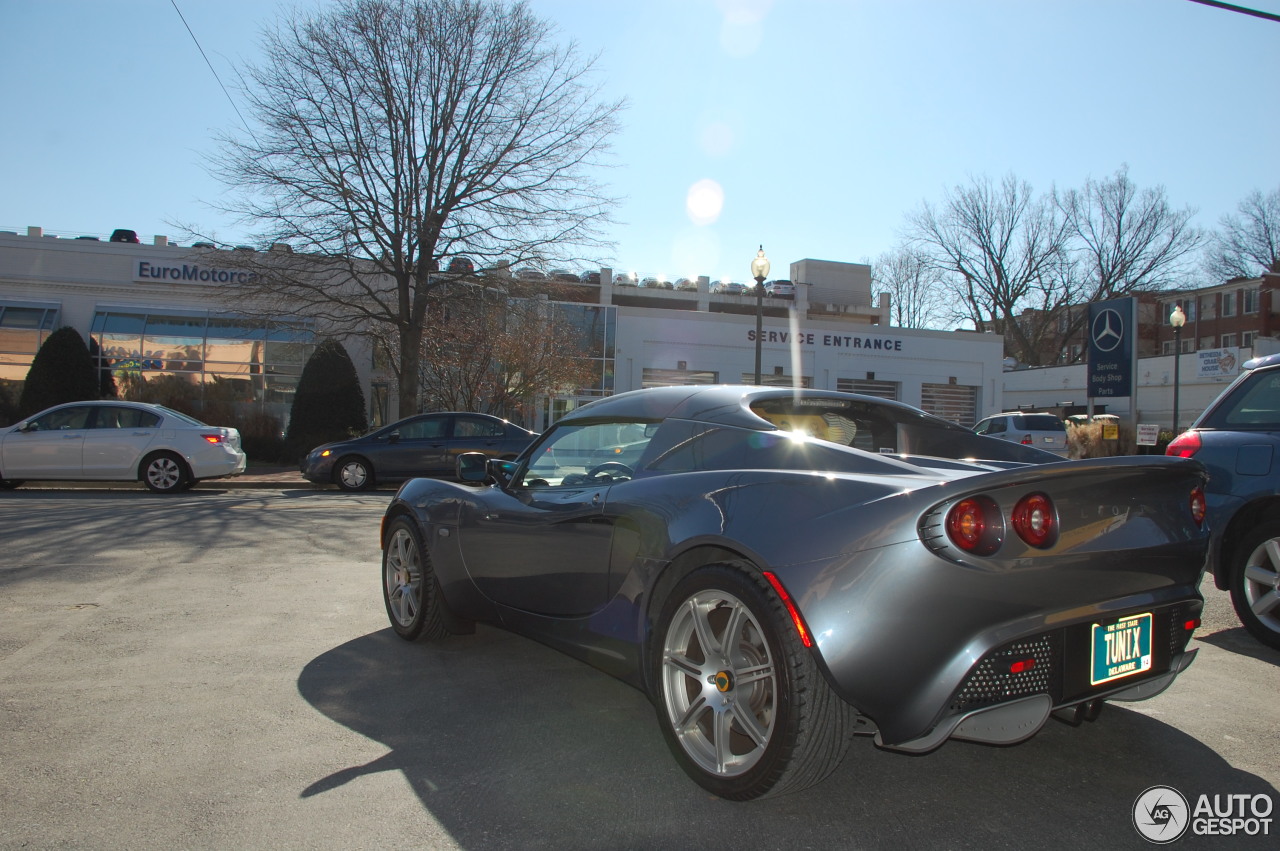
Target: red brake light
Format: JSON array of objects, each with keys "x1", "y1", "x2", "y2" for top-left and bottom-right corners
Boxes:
[
  {"x1": 1184, "y1": 618, "x2": 1201, "y2": 632},
  {"x1": 1166, "y1": 430, "x2": 1201, "y2": 458},
  {"x1": 1020, "y1": 434, "x2": 1033, "y2": 445},
  {"x1": 1012, "y1": 492, "x2": 1057, "y2": 548},
  {"x1": 201, "y1": 434, "x2": 224, "y2": 444},
  {"x1": 945, "y1": 496, "x2": 1003, "y2": 555},
  {"x1": 1190, "y1": 487, "x2": 1206, "y2": 526},
  {"x1": 1008, "y1": 658, "x2": 1037, "y2": 674}
]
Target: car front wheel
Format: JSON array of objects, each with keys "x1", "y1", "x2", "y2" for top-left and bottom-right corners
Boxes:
[
  {"x1": 652, "y1": 564, "x2": 856, "y2": 800},
  {"x1": 382, "y1": 516, "x2": 449, "y2": 641},
  {"x1": 1229, "y1": 521, "x2": 1280, "y2": 650},
  {"x1": 141, "y1": 452, "x2": 190, "y2": 494},
  {"x1": 335, "y1": 456, "x2": 373, "y2": 491}
]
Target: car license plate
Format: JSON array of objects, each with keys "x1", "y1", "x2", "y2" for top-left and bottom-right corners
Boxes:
[{"x1": 1090, "y1": 613, "x2": 1153, "y2": 685}]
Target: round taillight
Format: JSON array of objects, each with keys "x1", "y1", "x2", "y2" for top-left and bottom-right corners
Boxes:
[
  {"x1": 1012, "y1": 492, "x2": 1057, "y2": 548},
  {"x1": 1190, "y1": 487, "x2": 1206, "y2": 526},
  {"x1": 946, "y1": 496, "x2": 1003, "y2": 555},
  {"x1": 1166, "y1": 430, "x2": 1201, "y2": 458}
]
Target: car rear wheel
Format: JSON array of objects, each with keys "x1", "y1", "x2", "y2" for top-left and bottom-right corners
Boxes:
[
  {"x1": 140, "y1": 452, "x2": 190, "y2": 494},
  {"x1": 335, "y1": 456, "x2": 373, "y2": 491},
  {"x1": 382, "y1": 516, "x2": 449, "y2": 641},
  {"x1": 1229, "y1": 521, "x2": 1280, "y2": 650},
  {"x1": 652, "y1": 564, "x2": 856, "y2": 800}
]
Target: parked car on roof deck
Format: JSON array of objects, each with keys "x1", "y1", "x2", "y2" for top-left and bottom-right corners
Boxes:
[
  {"x1": 715, "y1": 280, "x2": 749, "y2": 295},
  {"x1": 0, "y1": 401, "x2": 246, "y2": 493},
  {"x1": 446, "y1": 256, "x2": 475, "y2": 274},
  {"x1": 972, "y1": 412, "x2": 1068, "y2": 457},
  {"x1": 379, "y1": 384, "x2": 1209, "y2": 800},
  {"x1": 764, "y1": 279, "x2": 795, "y2": 297},
  {"x1": 301, "y1": 411, "x2": 537, "y2": 492},
  {"x1": 1167, "y1": 351, "x2": 1280, "y2": 650}
]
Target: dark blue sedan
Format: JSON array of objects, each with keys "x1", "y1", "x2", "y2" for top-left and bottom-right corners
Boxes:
[{"x1": 301, "y1": 412, "x2": 537, "y2": 491}]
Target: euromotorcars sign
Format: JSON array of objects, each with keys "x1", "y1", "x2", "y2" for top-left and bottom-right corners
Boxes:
[
  {"x1": 1087, "y1": 298, "x2": 1136, "y2": 398},
  {"x1": 134, "y1": 261, "x2": 258, "y2": 284}
]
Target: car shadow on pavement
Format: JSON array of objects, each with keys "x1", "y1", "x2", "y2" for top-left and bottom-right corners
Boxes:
[
  {"x1": 1195, "y1": 626, "x2": 1280, "y2": 667},
  {"x1": 297, "y1": 627, "x2": 1277, "y2": 849}
]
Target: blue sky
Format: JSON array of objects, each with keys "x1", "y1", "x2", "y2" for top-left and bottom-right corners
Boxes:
[{"x1": 3, "y1": 0, "x2": 1278, "y2": 284}]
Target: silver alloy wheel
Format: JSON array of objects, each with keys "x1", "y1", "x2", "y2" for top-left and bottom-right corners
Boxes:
[
  {"x1": 384, "y1": 526, "x2": 422, "y2": 629},
  {"x1": 660, "y1": 589, "x2": 777, "y2": 777},
  {"x1": 338, "y1": 459, "x2": 369, "y2": 490},
  {"x1": 145, "y1": 455, "x2": 182, "y2": 492},
  {"x1": 1241, "y1": 536, "x2": 1280, "y2": 636}
]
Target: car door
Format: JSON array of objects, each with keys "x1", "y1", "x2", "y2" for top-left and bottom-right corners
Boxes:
[
  {"x1": 377, "y1": 414, "x2": 450, "y2": 477},
  {"x1": 456, "y1": 420, "x2": 654, "y2": 617},
  {"x1": 1, "y1": 405, "x2": 94, "y2": 478},
  {"x1": 81, "y1": 406, "x2": 161, "y2": 478},
  {"x1": 446, "y1": 415, "x2": 515, "y2": 469}
]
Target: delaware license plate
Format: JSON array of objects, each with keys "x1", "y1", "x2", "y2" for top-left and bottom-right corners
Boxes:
[{"x1": 1090, "y1": 613, "x2": 1153, "y2": 685}]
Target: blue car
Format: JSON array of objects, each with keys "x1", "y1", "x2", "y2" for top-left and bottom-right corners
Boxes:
[
  {"x1": 1167, "y1": 352, "x2": 1280, "y2": 650},
  {"x1": 301, "y1": 412, "x2": 537, "y2": 491}
]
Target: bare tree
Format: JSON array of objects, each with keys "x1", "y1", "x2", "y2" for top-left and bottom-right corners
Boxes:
[
  {"x1": 871, "y1": 246, "x2": 947, "y2": 329},
  {"x1": 419, "y1": 287, "x2": 597, "y2": 419},
  {"x1": 1054, "y1": 165, "x2": 1203, "y2": 357},
  {"x1": 905, "y1": 174, "x2": 1073, "y2": 365},
  {"x1": 207, "y1": 0, "x2": 623, "y2": 417},
  {"x1": 1204, "y1": 186, "x2": 1280, "y2": 281}
]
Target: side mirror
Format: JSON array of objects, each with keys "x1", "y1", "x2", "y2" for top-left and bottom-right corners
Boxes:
[
  {"x1": 386, "y1": 430, "x2": 401, "y2": 444},
  {"x1": 457, "y1": 452, "x2": 517, "y2": 485}
]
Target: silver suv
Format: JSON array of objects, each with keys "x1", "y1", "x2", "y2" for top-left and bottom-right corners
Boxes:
[{"x1": 972, "y1": 412, "x2": 1068, "y2": 457}]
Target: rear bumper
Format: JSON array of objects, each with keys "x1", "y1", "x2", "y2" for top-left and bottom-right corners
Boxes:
[{"x1": 872, "y1": 601, "x2": 1201, "y2": 753}]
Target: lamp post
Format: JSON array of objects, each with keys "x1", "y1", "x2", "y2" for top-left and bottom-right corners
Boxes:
[
  {"x1": 1170, "y1": 303, "x2": 1186, "y2": 434},
  {"x1": 751, "y1": 245, "x2": 770, "y2": 385}
]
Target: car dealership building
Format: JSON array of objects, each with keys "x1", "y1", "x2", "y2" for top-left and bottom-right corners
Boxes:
[{"x1": 1, "y1": 225, "x2": 1014, "y2": 432}]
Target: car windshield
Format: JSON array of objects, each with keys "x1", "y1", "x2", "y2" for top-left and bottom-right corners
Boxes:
[
  {"x1": 1201, "y1": 369, "x2": 1280, "y2": 429},
  {"x1": 1012, "y1": 415, "x2": 1065, "y2": 432}
]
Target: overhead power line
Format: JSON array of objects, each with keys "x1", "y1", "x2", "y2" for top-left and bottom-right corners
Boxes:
[
  {"x1": 169, "y1": 0, "x2": 254, "y2": 133},
  {"x1": 1185, "y1": 0, "x2": 1280, "y2": 23}
]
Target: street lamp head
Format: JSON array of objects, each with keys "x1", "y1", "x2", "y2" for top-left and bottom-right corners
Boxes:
[
  {"x1": 751, "y1": 245, "x2": 770, "y2": 283},
  {"x1": 1170, "y1": 304, "x2": 1186, "y2": 329}
]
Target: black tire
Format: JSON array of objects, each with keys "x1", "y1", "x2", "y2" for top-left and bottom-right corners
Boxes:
[
  {"x1": 651, "y1": 564, "x2": 856, "y2": 800},
  {"x1": 1228, "y1": 520, "x2": 1280, "y2": 650},
  {"x1": 140, "y1": 452, "x2": 191, "y2": 494},
  {"x1": 335, "y1": 455, "x2": 374, "y2": 492},
  {"x1": 382, "y1": 516, "x2": 450, "y2": 642}
]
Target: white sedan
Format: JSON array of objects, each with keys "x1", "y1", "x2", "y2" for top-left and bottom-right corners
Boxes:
[{"x1": 0, "y1": 401, "x2": 247, "y2": 493}]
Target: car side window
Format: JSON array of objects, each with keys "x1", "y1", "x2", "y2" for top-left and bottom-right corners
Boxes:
[
  {"x1": 397, "y1": 417, "x2": 447, "y2": 440},
  {"x1": 117, "y1": 408, "x2": 161, "y2": 429},
  {"x1": 454, "y1": 416, "x2": 504, "y2": 438},
  {"x1": 518, "y1": 420, "x2": 654, "y2": 487},
  {"x1": 28, "y1": 407, "x2": 92, "y2": 431},
  {"x1": 987, "y1": 418, "x2": 1007, "y2": 435}
]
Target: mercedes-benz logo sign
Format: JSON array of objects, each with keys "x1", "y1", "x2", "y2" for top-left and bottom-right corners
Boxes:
[{"x1": 1092, "y1": 308, "x2": 1124, "y2": 353}]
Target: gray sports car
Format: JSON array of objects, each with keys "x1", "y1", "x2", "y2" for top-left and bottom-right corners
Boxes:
[{"x1": 379, "y1": 386, "x2": 1209, "y2": 800}]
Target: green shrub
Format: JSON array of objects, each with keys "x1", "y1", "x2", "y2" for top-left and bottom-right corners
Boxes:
[
  {"x1": 284, "y1": 339, "x2": 367, "y2": 462},
  {"x1": 18, "y1": 326, "x2": 100, "y2": 417}
]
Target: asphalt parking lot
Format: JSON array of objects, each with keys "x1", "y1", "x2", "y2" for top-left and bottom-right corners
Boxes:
[{"x1": 1, "y1": 487, "x2": 1277, "y2": 850}]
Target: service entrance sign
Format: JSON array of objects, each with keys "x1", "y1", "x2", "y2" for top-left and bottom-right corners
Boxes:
[{"x1": 1087, "y1": 298, "x2": 1136, "y2": 399}]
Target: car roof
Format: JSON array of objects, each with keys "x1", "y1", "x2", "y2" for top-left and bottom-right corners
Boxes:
[
  {"x1": 1243, "y1": 352, "x2": 1280, "y2": 371},
  {"x1": 559, "y1": 385, "x2": 961, "y2": 431}
]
